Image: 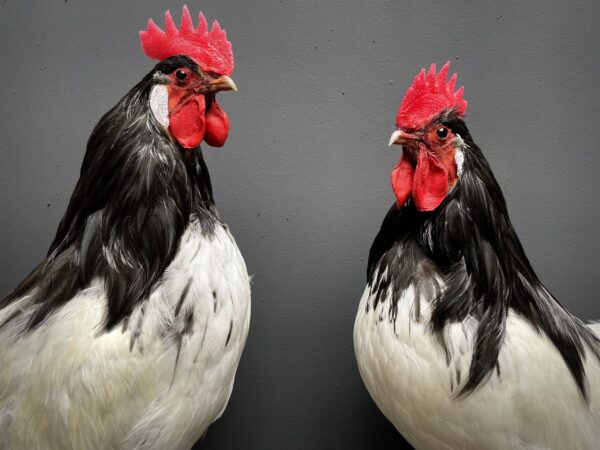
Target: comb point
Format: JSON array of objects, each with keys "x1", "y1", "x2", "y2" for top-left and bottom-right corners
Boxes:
[
  {"x1": 438, "y1": 62, "x2": 450, "y2": 84},
  {"x1": 180, "y1": 5, "x2": 195, "y2": 35},
  {"x1": 164, "y1": 10, "x2": 177, "y2": 36},
  {"x1": 197, "y1": 12, "x2": 208, "y2": 32},
  {"x1": 211, "y1": 20, "x2": 222, "y2": 34}
]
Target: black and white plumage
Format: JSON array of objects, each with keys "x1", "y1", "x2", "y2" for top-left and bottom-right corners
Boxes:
[
  {"x1": 0, "y1": 55, "x2": 250, "y2": 449},
  {"x1": 354, "y1": 65, "x2": 600, "y2": 449}
]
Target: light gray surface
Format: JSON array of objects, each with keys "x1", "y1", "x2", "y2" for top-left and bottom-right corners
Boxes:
[{"x1": 1, "y1": 1, "x2": 599, "y2": 448}]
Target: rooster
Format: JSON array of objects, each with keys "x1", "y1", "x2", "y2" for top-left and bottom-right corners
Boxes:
[
  {"x1": 354, "y1": 63, "x2": 600, "y2": 449},
  {"x1": 0, "y1": 7, "x2": 250, "y2": 449}
]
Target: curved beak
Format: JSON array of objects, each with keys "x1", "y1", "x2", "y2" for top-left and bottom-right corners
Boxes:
[
  {"x1": 205, "y1": 75, "x2": 237, "y2": 93},
  {"x1": 388, "y1": 129, "x2": 421, "y2": 146}
]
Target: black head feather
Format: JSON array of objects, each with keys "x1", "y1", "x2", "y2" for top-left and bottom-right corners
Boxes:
[
  {"x1": 1, "y1": 56, "x2": 217, "y2": 330},
  {"x1": 368, "y1": 118, "x2": 600, "y2": 399}
]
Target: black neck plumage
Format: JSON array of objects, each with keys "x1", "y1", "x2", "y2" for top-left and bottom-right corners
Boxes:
[
  {"x1": 368, "y1": 118, "x2": 599, "y2": 400},
  {"x1": 1, "y1": 72, "x2": 216, "y2": 331}
]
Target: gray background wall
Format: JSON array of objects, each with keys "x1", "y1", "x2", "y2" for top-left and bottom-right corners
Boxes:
[{"x1": 1, "y1": 1, "x2": 599, "y2": 448}]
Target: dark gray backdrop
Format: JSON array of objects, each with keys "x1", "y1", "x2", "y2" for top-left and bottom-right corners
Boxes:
[{"x1": 1, "y1": 1, "x2": 599, "y2": 449}]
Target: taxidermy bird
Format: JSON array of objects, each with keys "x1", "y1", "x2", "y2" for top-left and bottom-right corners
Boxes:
[
  {"x1": 0, "y1": 6, "x2": 250, "y2": 449},
  {"x1": 354, "y1": 62, "x2": 600, "y2": 449}
]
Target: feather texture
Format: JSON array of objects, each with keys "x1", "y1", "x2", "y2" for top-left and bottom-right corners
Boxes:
[
  {"x1": 0, "y1": 220, "x2": 250, "y2": 449},
  {"x1": 355, "y1": 275, "x2": 600, "y2": 449}
]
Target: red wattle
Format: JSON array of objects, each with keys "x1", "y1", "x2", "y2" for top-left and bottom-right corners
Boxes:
[
  {"x1": 391, "y1": 149, "x2": 450, "y2": 211},
  {"x1": 203, "y1": 99, "x2": 230, "y2": 147},
  {"x1": 412, "y1": 150, "x2": 449, "y2": 211},
  {"x1": 391, "y1": 155, "x2": 414, "y2": 208},
  {"x1": 169, "y1": 95, "x2": 206, "y2": 149}
]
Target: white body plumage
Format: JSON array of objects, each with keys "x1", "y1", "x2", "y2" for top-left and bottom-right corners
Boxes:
[
  {"x1": 0, "y1": 217, "x2": 250, "y2": 449},
  {"x1": 354, "y1": 272, "x2": 600, "y2": 450}
]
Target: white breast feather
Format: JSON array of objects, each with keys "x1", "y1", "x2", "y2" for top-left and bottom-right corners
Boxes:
[
  {"x1": 354, "y1": 269, "x2": 600, "y2": 450},
  {"x1": 0, "y1": 219, "x2": 251, "y2": 450}
]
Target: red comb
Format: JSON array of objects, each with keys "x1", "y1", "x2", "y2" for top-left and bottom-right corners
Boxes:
[
  {"x1": 396, "y1": 62, "x2": 467, "y2": 129},
  {"x1": 140, "y1": 5, "x2": 234, "y2": 76}
]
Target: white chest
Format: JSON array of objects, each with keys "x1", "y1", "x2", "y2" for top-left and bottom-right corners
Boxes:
[
  {"x1": 122, "y1": 218, "x2": 252, "y2": 448},
  {"x1": 354, "y1": 278, "x2": 600, "y2": 450},
  {"x1": 0, "y1": 218, "x2": 251, "y2": 449}
]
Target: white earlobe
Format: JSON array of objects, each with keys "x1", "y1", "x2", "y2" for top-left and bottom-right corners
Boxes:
[
  {"x1": 150, "y1": 84, "x2": 169, "y2": 128},
  {"x1": 454, "y1": 134, "x2": 465, "y2": 177}
]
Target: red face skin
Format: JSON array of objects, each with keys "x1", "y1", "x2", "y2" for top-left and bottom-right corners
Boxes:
[
  {"x1": 390, "y1": 122, "x2": 460, "y2": 211},
  {"x1": 165, "y1": 67, "x2": 235, "y2": 149}
]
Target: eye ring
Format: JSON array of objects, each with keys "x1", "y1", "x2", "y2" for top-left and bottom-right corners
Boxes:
[
  {"x1": 436, "y1": 127, "x2": 449, "y2": 139},
  {"x1": 176, "y1": 69, "x2": 188, "y2": 81}
]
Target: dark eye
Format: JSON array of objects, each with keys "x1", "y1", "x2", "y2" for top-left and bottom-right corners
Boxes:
[
  {"x1": 176, "y1": 70, "x2": 188, "y2": 81},
  {"x1": 436, "y1": 127, "x2": 449, "y2": 139}
]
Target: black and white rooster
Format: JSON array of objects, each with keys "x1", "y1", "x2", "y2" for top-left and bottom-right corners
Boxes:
[
  {"x1": 0, "y1": 7, "x2": 250, "y2": 449},
  {"x1": 354, "y1": 62, "x2": 600, "y2": 449}
]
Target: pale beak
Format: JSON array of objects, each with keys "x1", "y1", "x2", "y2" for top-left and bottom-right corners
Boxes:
[
  {"x1": 388, "y1": 129, "x2": 421, "y2": 146},
  {"x1": 205, "y1": 75, "x2": 237, "y2": 93}
]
